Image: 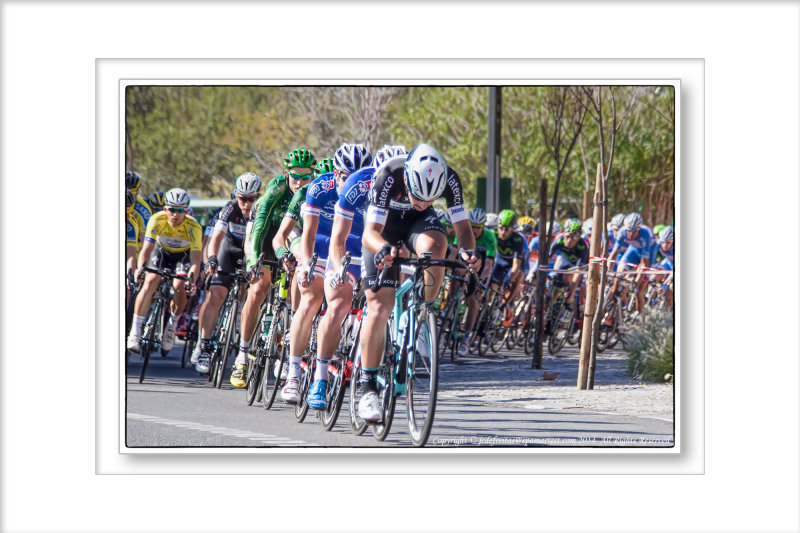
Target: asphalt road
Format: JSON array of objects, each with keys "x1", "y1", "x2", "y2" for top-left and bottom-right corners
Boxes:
[{"x1": 125, "y1": 340, "x2": 674, "y2": 449}]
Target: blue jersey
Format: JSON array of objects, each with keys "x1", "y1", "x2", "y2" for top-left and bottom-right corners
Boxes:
[
  {"x1": 302, "y1": 173, "x2": 338, "y2": 237},
  {"x1": 650, "y1": 237, "x2": 675, "y2": 265},
  {"x1": 612, "y1": 226, "x2": 653, "y2": 258},
  {"x1": 335, "y1": 166, "x2": 375, "y2": 249}
]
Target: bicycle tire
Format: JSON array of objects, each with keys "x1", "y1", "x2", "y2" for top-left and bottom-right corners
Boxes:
[
  {"x1": 406, "y1": 309, "x2": 439, "y2": 447},
  {"x1": 181, "y1": 320, "x2": 197, "y2": 368},
  {"x1": 547, "y1": 305, "x2": 570, "y2": 356},
  {"x1": 348, "y1": 353, "x2": 368, "y2": 436},
  {"x1": 371, "y1": 324, "x2": 396, "y2": 441},
  {"x1": 295, "y1": 356, "x2": 313, "y2": 423},
  {"x1": 320, "y1": 313, "x2": 356, "y2": 430},
  {"x1": 262, "y1": 305, "x2": 287, "y2": 410},
  {"x1": 138, "y1": 300, "x2": 161, "y2": 383},
  {"x1": 597, "y1": 300, "x2": 618, "y2": 352},
  {"x1": 245, "y1": 354, "x2": 263, "y2": 406}
]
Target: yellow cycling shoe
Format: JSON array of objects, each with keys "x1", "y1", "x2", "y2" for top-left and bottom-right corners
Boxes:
[{"x1": 230, "y1": 363, "x2": 247, "y2": 388}]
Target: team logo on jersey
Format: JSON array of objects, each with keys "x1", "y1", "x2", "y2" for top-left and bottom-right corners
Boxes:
[
  {"x1": 447, "y1": 176, "x2": 462, "y2": 206},
  {"x1": 345, "y1": 180, "x2": 370, "y2": 205}
]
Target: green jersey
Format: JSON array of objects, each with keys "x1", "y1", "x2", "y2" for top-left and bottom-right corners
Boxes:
[
  {"x1": 455, "y1": 227, "x2": 497, "y2": 258},
  {"x1": 284, "y1": 184, "x2": 309, "y2": 231},
  {"x1": 248, "y1": 175, "x2": 295, "y2": 267}
]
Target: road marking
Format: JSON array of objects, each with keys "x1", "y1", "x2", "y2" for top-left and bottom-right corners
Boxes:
[{"x1": 127, "y1": 412, "x2": 315, "y2": 446}]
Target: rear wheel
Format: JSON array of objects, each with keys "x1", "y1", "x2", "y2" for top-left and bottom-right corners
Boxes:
[
  {"x1": 138, "y1": 300, "x2": 161, "y2": 383},
  {"x1": 214, "y1": 301, "x2": 236, "y2": 388},
  {"x1": 547, "y1": 304, "x2": 570, "y2": 356},
  {"x1": 371, "y1": 325, "x2": 396, "y2": 441},
  {"x1": 295, "y1": 356, "x2": 314, "y2": 423},
  {"x1": 407, "y1": 310, "x2": 439, "y2": 447},
  {"x1": 321, "y1": 316, "x2": 359, "y2": 431},
  {"x1": 262, "y1": 306, "x2": 287, "y2": 410}
]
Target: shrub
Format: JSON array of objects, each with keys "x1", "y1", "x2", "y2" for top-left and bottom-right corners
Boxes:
[{"x1": 622, "y1": 309, "x2": 674, "y2": 382}]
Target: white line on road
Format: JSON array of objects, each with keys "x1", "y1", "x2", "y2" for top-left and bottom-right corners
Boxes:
[{"x1": 127, "y1": 412, "x2": 316, "y2": 446}]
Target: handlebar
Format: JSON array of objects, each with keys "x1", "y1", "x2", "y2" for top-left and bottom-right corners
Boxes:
[{"x1": 372, "y1": 251, "x2": 471, "y2": 293}]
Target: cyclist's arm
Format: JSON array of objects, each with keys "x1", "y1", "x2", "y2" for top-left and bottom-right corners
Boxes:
[
  {"x1": 126, "y1": 245, "x2": 138, "y2": 273},
  {"x1": 363, "y1": 220, "x2": 388, "y2": 256},
  {"x1": 272, "y1": 215, "x2": 297, "y2": 258},
  {"x1": 329, "y1": 213, "x2": 353, "y2": 274},
  {"x1": 188, "y1": 250, "x2": 202, "y2": 284},
  {"x1": 297, "y1": 209, "x2": 319, "y2": 267},
  {"x1": 250, "y1": 183, "x2": 283, "y2": 261},
  {"x1": 510, "y1": 257, "x2": 522, "y2": 276},
  {"x1": 207, "y1": 230, "x2": 225, "y2": 260},
  {"x1": 136, "y1": 240, "x2": 155, "y2": 272},
  {"x1": 452, "y1": 219, "x2": 476, "y2": 253}
]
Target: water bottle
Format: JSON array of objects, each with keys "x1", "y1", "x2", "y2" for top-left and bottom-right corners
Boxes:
[{"x1": 261, "y1": 313, "x2": 273, "y2": 339}]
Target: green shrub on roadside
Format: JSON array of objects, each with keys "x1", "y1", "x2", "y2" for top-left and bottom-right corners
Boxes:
[{"x1": 622, "y1": 310, "x2": 674, "y2": 382}]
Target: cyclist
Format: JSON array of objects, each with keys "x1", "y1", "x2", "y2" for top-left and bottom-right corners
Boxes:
[
  {"x1": 490, "y1": 209, "x2": 526, "y2": 325},
  {"x1": 280, "y1": 144, "x2": 373, "y2": 404},
  {"x1": 190, "y1": 172, "x2": 262, "y2": 378},
  {"x1": 239, "y1": 149, "x2": 317, "y2": 377},
  {"x1": 126, "y1": 171, "x2": 153, "y2": 247},
  {"x1": 302, "y1": 145, "x2": 405, "y2": 410},
  {"x1": 549, "y1": 220, "x2": 589, "y2": 302},
  {"x1": 148, "y1": 190, "x2": 166, "y2": 214},
  {"x1": 126, "y1": 188, "x2": 202, "y2": 353},
  {"x1": 456, "y1": 207, "x2": 497, "y2": 354},
  {"x1": 650, "y1": 225, "x2": 674, "y2": 308},
  {"x1": 609, "y1": 212, "x2": 654, "y2": 312},
  {"x1": 125, "y1": 190, "x2": 140, "y2": 307},
  {"x1": 357, "y1": 143, "x2": 480, "y2": 421}
]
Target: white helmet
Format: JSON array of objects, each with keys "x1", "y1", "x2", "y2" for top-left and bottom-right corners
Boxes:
[
  {"x1": 164, "y1": 188, "x2": 190, "y2": 207},
  {"x1": 659, "y1": 226, "x2": 674, "y2": 242},
  {"x1": 373, "y1": 144, "x2": 408, "y2": 169},
  {"x1": 546, "y1": 221, "x2": 562, "y2": 235},
  {"x1": 583, "y1": 217, "x2": 593, "y2": 234},
  {"x1": 403, "y1": 143, "x2": 448, "y2": 202},
  {"x1": 485, "y1": 213, "x2": 499, "y2": 230},
  {"x1": 333, "y1": 143, "x2": 372, "y2": 173},
  {"x1": 234, "y1": 172, "x2": 261, "y2": 195},
  {"x1": 469, "y1": 208, "x2": 487, "y2": 226}
]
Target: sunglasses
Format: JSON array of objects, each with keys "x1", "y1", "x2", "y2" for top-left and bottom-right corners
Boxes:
[
  {"x1": 565, "y1": 233, "x2": 581, "y2": 239},
  {"x1": 289, "y1": 171, "x2": 313, "y2": 181},
  {"x1": 498, "y1": 225, "x2": 511, "y2": 231},
  {"x1": 237, "y1": 195, "x2": 258, "y2": 203},
  {"x1": 167, "y1": 207, "x2": 186, "y2": 214}
]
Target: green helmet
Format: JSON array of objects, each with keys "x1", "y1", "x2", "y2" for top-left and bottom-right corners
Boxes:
[
  {"x1": 314, "y1": 157, "x2": 335, "y2": 177},
  {"x1": 653, "y1": 224, "x2": 666, "y2": 236},
  {"x1": 498, "y1": 209, "x2": 517, "y2": 228},
  {"x1": 565, "y1": 220, "x2": 582, "y2": 235},
  {"x1": 284, "y1": 149, "x2": 316, "y2": 169}
]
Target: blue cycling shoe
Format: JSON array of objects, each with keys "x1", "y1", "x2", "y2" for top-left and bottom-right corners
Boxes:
[{"x1": 307, "y1": 380, "x2": 328, "y2": 410}]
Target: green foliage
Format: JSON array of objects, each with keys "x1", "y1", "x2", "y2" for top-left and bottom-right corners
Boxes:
[
  {"x1": 622, "y1": 309, "x2": 674, "y2": 382},
  {"x1": 125, "y1": 85, "x2": 674, "y2": 225}
]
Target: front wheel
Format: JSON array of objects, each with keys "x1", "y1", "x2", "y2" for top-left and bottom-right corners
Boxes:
[
  {"x1": 348, "y1": 353, "x2": 368, "y2": 436},
  {"x1": 262, "y1": 306, "x2": 287, "y2": 410},
  {"x1": 372, "y1": 325, "x2": 396, "y2": 441},
  {"x1": 406, "y1": 309, "x2": 439, "y2": 447}
]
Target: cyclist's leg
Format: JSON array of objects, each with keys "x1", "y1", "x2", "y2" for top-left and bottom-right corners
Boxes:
[{"x1": 407, "y1": 212, "x2": 449, "y2": 302}]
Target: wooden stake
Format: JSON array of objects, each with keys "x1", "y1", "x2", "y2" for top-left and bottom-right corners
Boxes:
[{"x1": 577, "y1": 164, "x2": 604, "y2": 389}]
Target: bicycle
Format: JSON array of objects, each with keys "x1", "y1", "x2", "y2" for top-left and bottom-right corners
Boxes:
[
  {"x1": 181, "y1": 294, "x2": 202, "y2": 368},
  {"x1": 135, "y1": 266, "x2": 191, "y2": 383},
  {"x1": 350, "y1": 251, "x2": 471, "y2": 447},
  {"x1": 243, "y1": 257, "x2": 280, "y2": 406},
  {"x1": 205, "y1": 260, "x2": 249, "y2": 389},
  {"x1": 321, "y1": 256, "x2": 364, "y2": 431},
  {"x1": 254, "y1": 260, "x2": 293, "y2": 410},
  {"x1": 436, "y1": 273, "x2": 471, "y2": 362}
]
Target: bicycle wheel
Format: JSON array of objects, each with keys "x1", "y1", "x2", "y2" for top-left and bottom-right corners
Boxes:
[
  {"x1": 181, "y1": 318, "x2": 197, "y2": 368},
  {"x1": 406, "y1": 309, "x2": 439, "y2": 447},
  {"x1": 295, "y1": 356, "x2": 314, "y2": 423},
  {"x1": 262, "y1": 306, "x2": 287, "y2": 410},
  {"x1": 597, "y1": 300, "x2": 619, "y2": 352},
  {"x1": 213, "y1": 301, "x2": 236, "y2": 388},
  {"x1": 348, "y1": 351, "x2": 368, "y2": 436},
  {"x1": 321, "y1": 315, "x2": 358, "y2": 431},
  {"x1": 245, "y1": 353, "x2": 264, "y2": 406},
  {"x1": 138, "y1": 300, "x2": 161, "y2": 383},
  {"x1": 547, "y1": 304, "x2": 570, "y2": 355},
  {"x1": 371, "y1": 325, "x2": 396, "y2": 441}
]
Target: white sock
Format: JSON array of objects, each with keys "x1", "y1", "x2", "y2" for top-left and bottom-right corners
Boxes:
[
  {"x1": 288, "y1": 355, "x2": 303, "y2": 379},
  {"x1": 131, "y1": 315, "x2": 146, "y2": 337},
  {"x1": 167, "y1": 312, "x2": 179, "y2": 328},
  {"x1": 236, "y1": 341, "x2": 251, "y2": 364},
  {"x1": 314, "y1": 357, "x2": 329, "y2": 382}
]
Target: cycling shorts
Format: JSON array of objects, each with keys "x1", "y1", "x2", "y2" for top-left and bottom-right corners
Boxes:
[
  {"x1": 324, "y1": 255, "x2": 362, "y2": 287},
  {"x1": 617, "y1": 246, "x2": 643, "y2": 271},
  {"x1": 361, "y1": 207, "x2": 446, "y2": 290},
  {"x1": 208, "y1": 237, "x2": 244, "y2": 290},
  {"x1": 489, "y1": 257, "x2": 512, "y2": 286},
  {"x1": 149, "y1": 244, "x2": 190, "y2": 275}
]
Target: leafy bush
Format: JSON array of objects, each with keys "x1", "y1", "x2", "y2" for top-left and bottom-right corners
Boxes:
[{"x1": 622, "y1": 309, "x2": 674, "y2": 382}]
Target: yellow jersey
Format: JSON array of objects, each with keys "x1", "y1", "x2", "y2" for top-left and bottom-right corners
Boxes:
[
  {"x1": 144, "y1": 211, "x2": 203, "y2": 254},
  {"x1": 126, "y1": 211, "x2": 141, "y2": 249}
]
